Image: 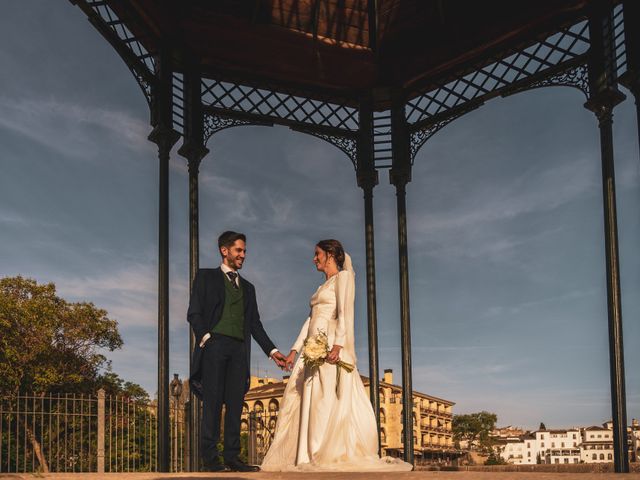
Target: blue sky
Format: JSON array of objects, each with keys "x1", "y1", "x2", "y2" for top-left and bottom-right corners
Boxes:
[{"x1": 1, "y1": 3, "x2": 638, "y2": 430}]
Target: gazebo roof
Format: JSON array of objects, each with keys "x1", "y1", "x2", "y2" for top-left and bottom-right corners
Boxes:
[{"x1": 111, "y1": 0, "x2": 591, "y2": 97}]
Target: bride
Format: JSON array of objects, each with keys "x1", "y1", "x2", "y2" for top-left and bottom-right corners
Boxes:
[{"x1": 260, "y1": 239, "x2": 412, "y2": 472}]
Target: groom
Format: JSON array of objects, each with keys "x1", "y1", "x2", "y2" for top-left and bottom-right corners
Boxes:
[{"x1": 188, "y1": 231, "x2": 286, "y2": 472}]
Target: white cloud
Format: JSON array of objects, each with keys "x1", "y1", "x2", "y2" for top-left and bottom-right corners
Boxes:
[{"x1": 0, "y1": 95, "x2": 154, "y2": 159}]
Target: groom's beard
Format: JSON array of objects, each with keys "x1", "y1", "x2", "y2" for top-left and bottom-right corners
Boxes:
[{"x1": 227, "y1": 257, "x2": 244, "y2": 270}]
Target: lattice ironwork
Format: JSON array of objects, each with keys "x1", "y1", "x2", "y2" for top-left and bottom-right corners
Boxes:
[
  {"x1": 372, "y1": 111, "x2": 393, "y2": 169},
  {"x1": 172, "y1": 73, "x2": 185, "y2": 135},
  {"x1": 613, "y1": 3, "x2": 627, "y2": 78},
  {"x1": 76, "y1": 0, "x2": 156, "y2": 105},
  {"x1": 203, "y1": 112, "x2": 273, "y2": 145},
  {"x1": 406, "y1": 18, "x2": 591, "y2": 126},
  {"x1": 292, "y1": 128, "x2": 358, "y2": 168},
  {"x1": 201, "y1": 79, "x2": 359, "y2": 133}
]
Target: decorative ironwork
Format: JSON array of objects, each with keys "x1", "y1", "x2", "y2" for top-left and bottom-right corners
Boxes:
[
  {"x1": 406, "y1": 18, "x2": 591, "y2": 125},
  {"x1": 372, "y1": 111, "x2": 393, "y2": 170},
  {"x1": 503, "y1": 63, "x2": 591, "y2": 100},
  {"x1": 75, "y1": 0, "x2": 156, "y2": 105},
  {"x1": 201, "y1": 78, "x2": 358, "y2": 133},
  {"x1": 172, "y1": 73, "x2": 185, "y2": 135},
  {"x1": 203, "y1": 112, "x2": 272, "y2": 144},
  {"x1": 613, "y1": 3, "x2": 627, "y2": 79},
  {"x1": 410, "y1": 117, "x2": 460, "y2": 163},
  {"x1": 292, "y1": 128, "x2": 358, "y2": 168}
]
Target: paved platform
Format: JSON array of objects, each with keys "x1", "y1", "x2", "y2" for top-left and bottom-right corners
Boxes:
[{"x1": 1, "y1": 472, "x2": 639, "y2": 479}]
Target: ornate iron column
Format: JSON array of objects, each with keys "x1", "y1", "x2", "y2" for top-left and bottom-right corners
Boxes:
[
  {"x1": 177, "y1": 66, "x2": 209, "y2": 471},
  {"x1": 584, "y1": 3, "x2": 629, "y2": 474},
  {"x1": 619, "y1": 0, "x2": 640, "y2": 155},
  {"x1": 356, "y1": 94, "x2": 381, "y2": 454},
  {"x1": 390, "y1": 89, "x2": 414, "y2": 465},
  {"x1": 148, "y1": 47, "x2": 180, "y2": 473}
]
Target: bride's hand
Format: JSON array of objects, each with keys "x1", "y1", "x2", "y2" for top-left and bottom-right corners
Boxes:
[
  {"x1": 326, "y1": 345, "x2": 342, "y2": 364},
  {"x1": 285, "y1": 350, "x2": 297, "y2": 371}
]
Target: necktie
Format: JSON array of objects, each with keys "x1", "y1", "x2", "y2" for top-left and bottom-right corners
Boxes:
[{"x1": 226, "y1": 271, "x2": 239, "y2": 289}]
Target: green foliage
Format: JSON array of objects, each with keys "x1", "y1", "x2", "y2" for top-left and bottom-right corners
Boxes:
[
  {"x1": 97, "y1": 371, "x2": 149, "y2": 402},
  {"x1": 484, "y1": 450, "x2": 507, "y2": 465},
  {"x1": 0, "y1": 276, "x2": 145, "y2": 396},
  {"x1": 239, "y1": 432, "x2": 248, "y2": 463},
  {"x1": 452, "y1": 411, "x2": 498, "y2": 451}
]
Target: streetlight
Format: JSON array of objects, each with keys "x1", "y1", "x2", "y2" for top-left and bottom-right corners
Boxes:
[{"x1": 169, "y1": 374, "x2": 183, "y2": 472}]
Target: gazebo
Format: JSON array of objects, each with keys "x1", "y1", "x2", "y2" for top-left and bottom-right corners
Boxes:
[{"x1": 69, "y1": 0, "x2": 639, "y2": 473}]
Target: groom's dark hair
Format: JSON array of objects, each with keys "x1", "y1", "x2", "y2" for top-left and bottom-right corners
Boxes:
[{"x1": 218, "y1": 231, "x2": 246, "y2": 256}]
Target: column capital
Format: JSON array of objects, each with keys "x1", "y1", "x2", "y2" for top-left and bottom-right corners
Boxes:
[
  {"x1": 584, "y1": 89, "x2": 626, "y2": 122},
  {"x1": 179, "y1": 142, "x2": 209, "y2": 174},
  {"x1": 148, "y1": 124, "x2": 181, "y2": 151},
  {"x1": 389, "y1": 168, "x2": 411, "y2": 189},
  {"x1": 357, "y1": 168, "x2": 379, "y2": 190}
]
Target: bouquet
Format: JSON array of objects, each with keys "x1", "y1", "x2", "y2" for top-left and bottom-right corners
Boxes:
[{"x1": 302, "y1": 329, "x2": 354, "y2": 395}]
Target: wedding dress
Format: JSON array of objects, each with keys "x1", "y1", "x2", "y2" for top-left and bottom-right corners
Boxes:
[{"x1": 261, "y1": 254, "x2": 412, "y2": 472}]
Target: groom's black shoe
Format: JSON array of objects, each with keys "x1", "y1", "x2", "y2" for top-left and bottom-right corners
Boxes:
[
  {"x1": 225, "y1": 459, "x2": 260, "y2": 472},
  {"x1": 202, "y1": 460, "x2": 231, "y2": 472}
]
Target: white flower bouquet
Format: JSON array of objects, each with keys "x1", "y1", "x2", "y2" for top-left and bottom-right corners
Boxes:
[{"x1": 302, "y1": 329, "x2": 354, "y2": 395}]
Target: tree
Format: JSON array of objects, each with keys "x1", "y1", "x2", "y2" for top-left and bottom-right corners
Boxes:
[
  {"x1": 452, "y1": 411, "x2": 498, "y2": 452},
  {"x1": 0, "y1": 276, "x2": 147, "y2": 472},
  {"x1": 0, "y1": 276, "x2": 123, "y2": 395},
  {"x1": 539, "y1": 422, "x2": 546, "y2": 431}
]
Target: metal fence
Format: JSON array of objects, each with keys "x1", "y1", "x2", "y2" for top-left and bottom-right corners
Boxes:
[{"x1": 0, "y1": 390, "x2": 185, "y2": 473}]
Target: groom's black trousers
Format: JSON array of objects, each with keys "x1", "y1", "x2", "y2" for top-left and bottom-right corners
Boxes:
[{"x1": 200, "y1": 334, "x2": 248, "y2": 465}]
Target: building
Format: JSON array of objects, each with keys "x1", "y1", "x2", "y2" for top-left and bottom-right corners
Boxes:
[
  {"x1": 500, "y1": 429, "x2": 581, "y2": 465},
  {"x1": 241, "y1": 369, "x2": 457, "y2": 464},
  {"x1": 631, "y1": 419, "x2": 640, "y2": 463},
  {"x1": 580, "y1": 426, "x2": 614, "y2": 463},
  {"x1": 499, "y1": 421, "x2": 639, "y2": 465}
]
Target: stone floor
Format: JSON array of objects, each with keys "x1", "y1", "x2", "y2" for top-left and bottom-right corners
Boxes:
[{"x1": 1, "y1": 472, "x2": 640, "y2": 480}]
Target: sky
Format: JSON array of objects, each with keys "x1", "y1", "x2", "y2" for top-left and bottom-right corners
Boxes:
[{"x1": 1, "y1": 3, "x2": 639, "y2": 431}]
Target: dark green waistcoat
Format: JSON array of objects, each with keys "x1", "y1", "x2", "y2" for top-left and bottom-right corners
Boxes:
[{"x1": 212, "y1": 272, "x2": 245, "y2": 340}]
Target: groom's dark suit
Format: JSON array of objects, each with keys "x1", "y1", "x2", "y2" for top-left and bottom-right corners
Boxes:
[{"x1": 187, "y1": 267, "x2": 276, "y2": 465}]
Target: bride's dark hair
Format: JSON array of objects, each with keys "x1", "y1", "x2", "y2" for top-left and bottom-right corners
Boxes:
[{"x1": 316, "y1": 239, "x2": 345, "y2": 270}]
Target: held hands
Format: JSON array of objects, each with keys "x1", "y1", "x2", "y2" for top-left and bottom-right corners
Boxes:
[
  {"x1": 271, "y1": 351, "x2": 287, "y2": 369},
  {"x1": 285, "y1": 350, "x2": 297, "y2": 371},
  {"x1": 326, "y1": 344, "x2": 342, "y2": 364}
]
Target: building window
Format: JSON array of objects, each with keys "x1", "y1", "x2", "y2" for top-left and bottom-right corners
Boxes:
[
  {"x1": 380, "y1": 409, "x2": 386, "y2": 424},
  {"x1": 541, "y1": 443, "x2": 545, "y2": 448},
  {"x1": 599, "y1": 454, "x2": 605, "y2": 460},
  {"x1": 564, "y1": 458, "x2": 569, "y2": 464},
  {"x1": 572, "y1": 434, "x2": 576, "y2": 439},
  {"x1": 592, "y1": 454, "x2": 597, "y2": 460},
  {"x1": 554, "y1": 459, "x2": 559, "y2": 464},
  {"x1": 561, "y1": 442, "x2": 564, "y2": 447},
  {"x1": 608, "y1": 453, "x2": 612, "y2": 460},
  {"x1": 551, "y1": 443, "x2": 555, "y2": 448},
  {"x1": 528, "y1": 452, "x2": 531, "y2": 457},
  {"x1": 574, "y1": 459, "x2": 578, "y2": 464},
  {"x1": 527, "y1": 443, "x2": 531, "y2": 448}
]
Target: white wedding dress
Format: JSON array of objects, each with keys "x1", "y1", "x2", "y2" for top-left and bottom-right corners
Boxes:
[{"x1": 261, "y1": 256, "x2": 412, "y2": 472}]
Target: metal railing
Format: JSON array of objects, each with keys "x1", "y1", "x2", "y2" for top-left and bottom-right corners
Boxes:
[{"x1": 0, "y1": 390, "x2": 185, "y2": 473}]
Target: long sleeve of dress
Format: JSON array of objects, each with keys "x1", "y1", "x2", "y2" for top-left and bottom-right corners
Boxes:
[
  {"x1": 291, "y1": 316, "x2": 311, "y2": 353},
  {"x1": 334, "y1": 269, "x2": 354, "y2": 350}
]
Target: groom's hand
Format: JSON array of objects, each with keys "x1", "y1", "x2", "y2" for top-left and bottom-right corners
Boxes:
[{"x1": 271, "y1": 351, "x2": 287, "y2": 369}]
